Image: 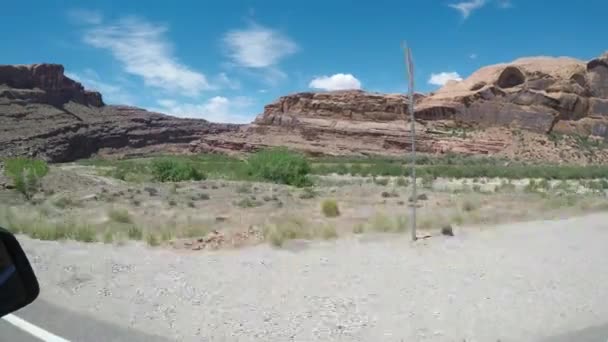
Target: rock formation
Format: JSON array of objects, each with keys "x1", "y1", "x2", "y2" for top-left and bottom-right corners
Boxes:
[
  {"x1": 2, "y1": 52, "x2": 608, "y2": 164},
  {"x1": 0, "y1": 64, "x2": 240, "y2": 162},
  {"x1": 195, "y1": 52, "x2": 608, "y2": 163}
]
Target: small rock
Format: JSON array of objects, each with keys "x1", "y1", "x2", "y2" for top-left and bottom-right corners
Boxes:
[
  {"x1": 441, "y1": 225, "x2": 454, "y2": 237},
  {"x1": 215, "y1": 216, "x2": 228, "y2": 222}
]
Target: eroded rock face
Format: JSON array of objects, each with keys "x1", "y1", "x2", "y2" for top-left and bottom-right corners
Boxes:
[
  {"x1": 201, "y1": 52, "x2": 608, "y2": 162},
  {"x1": 411, "y1": 54, "x2": 608, "y2": 137},
  {"x1": 0, "y1": 64, "x2": 103, "y2": 107},
  {"x1": 0, "y1": 64, "x2": 241, "y2": 162}
]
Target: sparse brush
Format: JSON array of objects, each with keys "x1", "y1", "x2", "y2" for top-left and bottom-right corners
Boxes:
[
  {"x1": 127, "y1": 224, "x2": 143, "y2": 240},
  {"x1": 396, "y1": 177, "x2": 410, "y2": 187},
  {"x1": 299, "y1": 187, "x2": 317, "y2": 199},
  {"x1": 145, "y1": 233, "x2": 160, "y2": 246},
  {"x1": 3, "y1": 158, "x2": 49, "y2": 200},
  {"x1": 108, "y1": 208, "x2": 132, "y2": 223},
  {"x1": 263, "y1": 216, "x2": 311, "y2": 247},
  {"x1": 236, "y1": 184, "x2": 252, "y2": 194},
  {"x1": 370, "y1": 213, "x2": 394, "y2": 232},
  {"x1": 52, "y1": 197, "x2": 78, "y2": 209},
  {"x1": 320, "y1": 224, "x2": 338, "y2": 240},
  {"x1": 353, "y1": 223, "x2": 365, "y2": 234},
  {"x1": 374, "y1": 177, "x2": 389, "y2": 186},
  {"x1": 321, "y1": 199, "x2": 340, "y2": 217},
  {"x1": 462, "y1": 199, "x2": 479, "y2": 212},
  {"x1": 235, "y1": 197, "x2": 263, "y2": 208},
  {"x1": 381, "y1": 189, "x2": 399, "y2": 198}
]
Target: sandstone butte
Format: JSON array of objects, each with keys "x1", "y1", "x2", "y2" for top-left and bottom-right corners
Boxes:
[{"x1": 1, "y1": 52, "x2": 608, "y2": 164}]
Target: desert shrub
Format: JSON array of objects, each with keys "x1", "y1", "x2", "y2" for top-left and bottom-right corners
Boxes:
[
  {"x1": 127, "y1": 225, "x2": 143, "y2": 240},
  {"x1": 52, "y1": 196, "x2": 78, "y2": 209},
  {"x1": 381, "y1": 189, "x2": 399, "y2": 198},
  {"x1": 236, "y1": 184, "x2": 252, "y2": 193},
  {"x1": 263, "y1": 216, "x2": 311, "y2": 247},
  {"x1": 145, "y1": 233, "x2": 160, "y2": 246},
  {"x1": 320, "y1": 224, "x2": 338, "y2": 239},
  {"x1": 299, "y1": 187, "x2": 317, "y2": 199},
  {"x1": 247, "y1": 148, "x2": 311, "y2": 187},
  {"x1": 3, "y1": 158, "x2": 49, "y2": 199},
  {"x1": 235, "y1": 197, "x2": 263, "y2": 208},
  {"x1": 370, "y1": 213, "x2": 394, "y2": 232},
  {"x1": 353, "y1": 223, "x2": 365, "y2": 234},
  {"x1": 373, "y1": 177, "x2": 389, "y2": 186},
  {"x1": 462, "y1": 199, "x2": 479, "y2": 212},
  {"x1": 151, "y1": 159, "x2": 205, "y2": 182},
  {"x1": 321, "y1": 199, "x2": 340, "y2": 217},
  {"x1": 396, "y1": 177, "x2": 410, "y2": 187},
  {"x1": 107, "y1": 208, "x2": 132, "y2": 224}
]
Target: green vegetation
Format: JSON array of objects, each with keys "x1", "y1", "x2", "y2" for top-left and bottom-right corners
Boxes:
[
  {"x1": 151, "y1": 159, "x2": 205, "y2": 182},
  {"x1": 246, "y1": 148, "x2": 311, "y2": 187},
  {"x1": 3, "y1": 158, "x2": 49, "y2": 199},
  {"x1": 84, "y1": 152, "x2": 608, "y2": 187},
  {"x1": 321, "y1": 199, "x2": 340, "y2": 217}
]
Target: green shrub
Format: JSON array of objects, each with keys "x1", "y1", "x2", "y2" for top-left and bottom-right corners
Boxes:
[
  {"x1": 3, "y1": 158, "x2": 49, "y2": 199},
  {"x1": 321, "y1": 199, "x2": 340, "y2": 217},
  {"x1": 151, "y1": 159, "x2": 205, "y2": 182},
  {"x1": 247, "y1": 149, "x2": 311, "y2": 187}
]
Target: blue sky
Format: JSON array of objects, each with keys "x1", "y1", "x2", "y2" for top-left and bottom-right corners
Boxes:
[{"x1": 2, "y1": 0, "x2": 607, "y2": 123}]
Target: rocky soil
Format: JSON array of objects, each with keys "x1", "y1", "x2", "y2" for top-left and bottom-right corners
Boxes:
[{"x1": 18, "y1": 213, "x2": 608, "y2": 341}]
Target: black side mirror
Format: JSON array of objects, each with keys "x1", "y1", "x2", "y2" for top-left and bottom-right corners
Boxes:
[{"x1": 0, "y1": 227, "x2": 39, "y2": 317}]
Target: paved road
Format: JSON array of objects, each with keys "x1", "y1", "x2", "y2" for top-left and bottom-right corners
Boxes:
[{"x1": 1, "y1": 298, "x2": 168, "y2": 342}]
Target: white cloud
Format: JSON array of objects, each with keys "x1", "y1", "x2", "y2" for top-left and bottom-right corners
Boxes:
[
  {"x1": 82, "y1": 17, "x2": 210, "y2": 96},
  {"x1": 68, "y1": 9, "x2": 103, "y2": 25},
  {"x1": 449, "y1": 0, "x2": 512, "y2": 18},
  {"x1": 309, "y1": 73, "x2": 362, "y2": 91},
  {"x1": 223, "y1": 23, "x2": 298, "y2": 68},
  {"x1": 449, "y1": 0, "x2": 486, "y2": 18},
  {"x1": 215, "y1": 72, "x2": 241, "y2": 90},
  {"x1": 66, "y1": 69, "x2": 134, "y2": 105},
  {"x1": 428, "y1": 72, "x2": 463, "y2": 86},
  {"x1": 497, "y1": 0, "x2": 513, "y2": 8},
  {"x1": 154, "y1": 96, "x2": 255, "y2": 124}
]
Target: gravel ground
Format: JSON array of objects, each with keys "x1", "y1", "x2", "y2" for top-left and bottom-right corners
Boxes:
[{"x1": 17, "y1": 213, "x2": 608, "y2": 341}]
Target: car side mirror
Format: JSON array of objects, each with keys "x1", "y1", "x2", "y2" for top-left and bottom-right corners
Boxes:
[{"x1": 0, "y1": 227, "x2": 39, "y2": 317}]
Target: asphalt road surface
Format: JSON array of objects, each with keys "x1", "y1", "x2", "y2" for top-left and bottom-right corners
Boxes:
[
  {"x1": 3, "y1": 213, "x2": 608, "y2": 341},
  {"x1": 1, "y1": 298, "x2": 168, "y2": 341}
]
